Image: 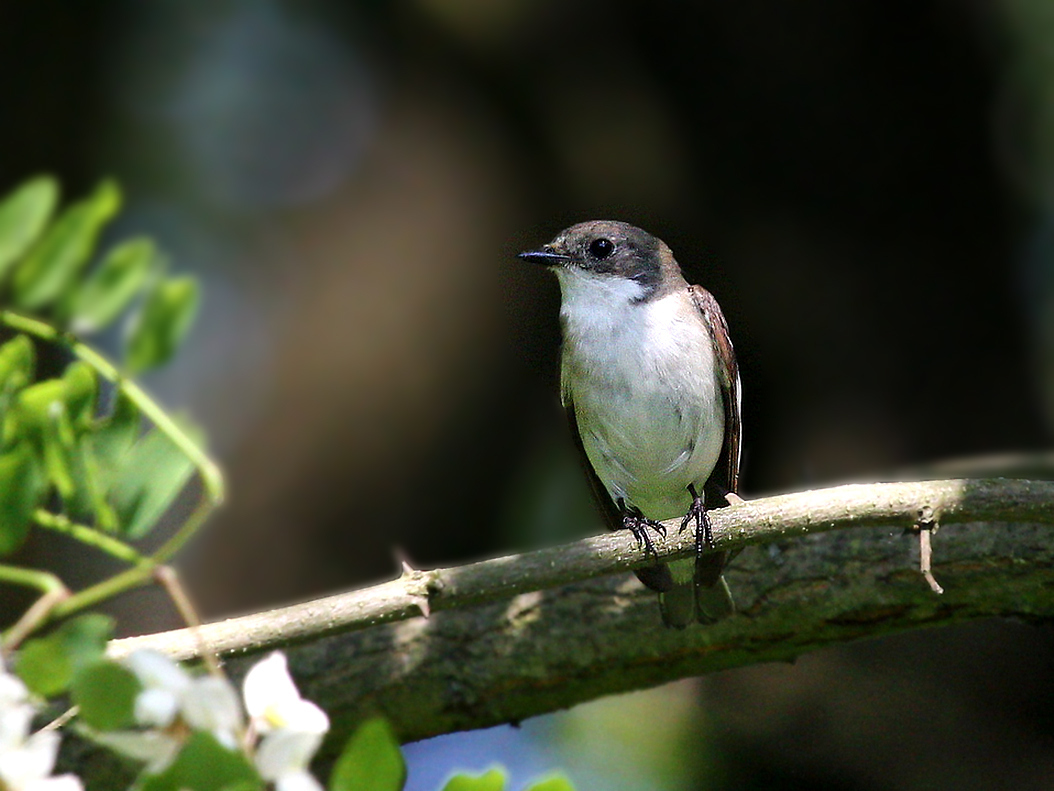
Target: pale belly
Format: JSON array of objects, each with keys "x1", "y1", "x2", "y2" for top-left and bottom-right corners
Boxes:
[
  {"x1": 559, "y1": 286, "x2": 727, "y2": 522},
  {"x1": 569, "y1": 366, "x2": 725, "y2": 522}
]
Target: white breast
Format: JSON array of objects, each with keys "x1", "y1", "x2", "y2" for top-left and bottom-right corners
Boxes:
[{"x1": 559, "y1": 280, "x2": 725, "y2": 521}]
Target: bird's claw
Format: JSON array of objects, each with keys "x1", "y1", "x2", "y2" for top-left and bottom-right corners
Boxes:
[
  {"x1": 681, "y1": 487, "x2": 713, "y2": 547},
  {"x1": 619, "y1": 501, "x2": 666, "y2": 559}
]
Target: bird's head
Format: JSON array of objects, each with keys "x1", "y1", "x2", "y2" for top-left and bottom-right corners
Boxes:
[{"x1": 519, "y1": 220, "x2": 679, "y2": 306}]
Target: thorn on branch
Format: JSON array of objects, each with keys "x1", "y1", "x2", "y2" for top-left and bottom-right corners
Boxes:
[
  {"x1": 395, "y1": 548, "x2": 419, "y2": 578},
  {"x1": 396, "y1": 549, "x2": 435, "y2": 619}
]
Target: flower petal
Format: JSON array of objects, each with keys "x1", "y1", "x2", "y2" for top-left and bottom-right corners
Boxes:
[
  {"x1": 134, "y1": 688, "x2": 179, "y2": 729},
  {"x1": 254, "y1": 729, "x2": 324, "y2": 780},
  {"x1": 0, "y1": 671, "x2": 30, "y2": 708},
  {"x1": 90, "y1": 731, "x2": 181, "y2": 773},
  {"x1": 24, "y1": 774, "x2": 84, "y2": 791},
  {"x1": 242, "y1": 653, "x2": 301, "y2": 730},
  {"x1": 0, "y1": 730, "x2": 60, "y2": 787},
  {"x1": 123, "y1": 651, "x2": 190, "y2": 694},
  {"x1": 275, "y1": 769, "x2": 325, "y2": 791},
  {"x1": 0, "y1": 704, "x2": 35, "y2": 751},
  {"x1": 275, "y1": 699, "x2": 328, "y2": 735},
  {"x1": 180, "y1": 676, "x2": 243, "y2": 735}
]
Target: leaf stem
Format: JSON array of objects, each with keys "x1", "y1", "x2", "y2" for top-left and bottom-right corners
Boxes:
[
  {"x1": 0, "y1": 309, "x2": 225, "y2": 621},
  {"x1": 0, "y1": 310, "x2": 224, "y2": 505},
  {"x1": 0, "y1": 565, "x2": 70, "y2": 652},
  {"x1": 51, "y1": 565, "x2": 153, "y2": 618},
  {"x1": 0, "y1": 563, "x2": 66, "y2": 594},
  {"x1": 32, "y1": 509, "x2": 148, "y2": 566}
]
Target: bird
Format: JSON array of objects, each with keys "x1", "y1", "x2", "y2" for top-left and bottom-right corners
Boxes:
[{"x1": 519, "y1": 220, "x2": 742, "y2": 627}]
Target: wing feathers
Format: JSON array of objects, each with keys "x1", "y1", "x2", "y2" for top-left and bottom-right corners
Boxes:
[{"x1": 689, "y1": 285, "x2": 742, "y2": 495}]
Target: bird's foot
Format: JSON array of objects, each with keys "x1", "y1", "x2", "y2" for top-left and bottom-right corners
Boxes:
[
  {"x1": 680, "y1": 484, "x2": 714, "y2": 548},
  {"x1": 618, "y1": 499, "x2": 666, "y2": 558}
]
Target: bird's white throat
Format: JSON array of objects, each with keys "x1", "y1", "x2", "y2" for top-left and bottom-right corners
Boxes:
[{"x1": 555, "y1": 268, "x2": 649, "y2": 344}]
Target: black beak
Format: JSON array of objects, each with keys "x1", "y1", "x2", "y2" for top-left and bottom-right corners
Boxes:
[{"x1": 518, "y1": 248, "x2": 571, "y2": 266}]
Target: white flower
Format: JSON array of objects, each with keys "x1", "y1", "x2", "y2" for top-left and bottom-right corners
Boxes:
[
  {"x1": 255, "y1": 731, "x2": 326, "y2": 791},
  {"x1": 93, "y1": 650, "x2": 329, "y2": 790},
  {"x1": 0, "y1": 730, "x2": 83, "y2": 791},
  {"x1": 273, "y1": 769, "x2": 325, "y2": 791},
  {"x1": 0, "y1": 660, "x2": 83, "y2": 791},
  {"x1": 123, "y1": 651, "x2": 192, "y2": 696},
  {"x1": 0, "y1": 669, "x2": 30, "y2": 708},
  {"x1": 180, "y1": 676, "x2": 242, "y2": 750},
  {"x1": 242, "y1": 653, "x2": 328, "y2": 790},
  {"x1": 0, "y1": 687, "x2": 34, "y2": 754},
  {"x1": 243, "y1": 653, "x2": 326, "y2": 735},
  {"x1": 124, "y1": 651, "x2": 190, "y2": 730},
  {"x1": 98, "y1": 650, "x2": 245, "y2": 773},
  {"x1": 133, "y1": 688, "x2": 179, "y2": 730},
  {"x1": 126, "y1": 650, "x2": 242, "y2": 743}
]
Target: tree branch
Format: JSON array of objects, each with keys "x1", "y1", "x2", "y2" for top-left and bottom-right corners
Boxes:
[{"x1": 91, "y1": 477, "x2": 1054, "y2": 760}]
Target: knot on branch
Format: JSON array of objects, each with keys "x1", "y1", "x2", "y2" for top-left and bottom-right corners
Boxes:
[{"x1": 916, "y1": 503, "x2": 937, "y2": 526}]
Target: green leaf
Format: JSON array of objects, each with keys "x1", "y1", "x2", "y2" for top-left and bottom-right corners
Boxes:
[
  {"x1": 125, "y1": 275, "x2": 200, "y2": 374},
  {"x1": 440, "y1": 770, "x2": 506, "y2": 791},
  {"x1": 0, "y1": 335, "x2": 35, "y2": 397},
  {"x1": 68, "y1": 237, "x2": 155, "y2": 334},
  {"x1": 0, "y1": 441, "x2": 46, "y2": 555},
  {"x1": 330, "y1": 717, "x2": 407, "y2": 791},
  {"x1": 14, "y1": 614, "x2": 113, "y2": 696},
  {"x1": 15, "y1": 378, "x2": 64, "y2": 434},
  {"x1": 15, "y1": 636, "x2": 72, "y2": 697},
  {"x1": 0, "y1": 176, "x2": 58, "y2": 280},
  {"x1": 524, "y1": 777, "x2": 575, "y2": 791},
  {"x1": 110, "y1": 426, "x2": 196, "y2": 539},
  {"x1": 139, "y1": 732, "x2": 261, "y2": 791},
  {"x1": 68, "y1": 433, "x2": 119, "y2": 531},
  {"x1": 79, "y1": 391, "x2": 141, "y2": 530},
  {"x1": 42, "y1": 401, "x2": 77, "y2": 499},
  {"x1": 52, "y1": 612, "x2": 114, "y2": 668},
  {"x1": 13, "y1": 179, "x2": 121, "y2": 310},
  {"x1": 93, "y1": 389, "x2": 141, "y2": 469},
  {"x1": 61, "y1": 361, "x2": 98, "y2": 431},
  {"x1": 70, "y1": 659, "x2": 140, "y2": 730},
  {"x1": 13, "y1": 369, "x2": 96, "y2": 504}
]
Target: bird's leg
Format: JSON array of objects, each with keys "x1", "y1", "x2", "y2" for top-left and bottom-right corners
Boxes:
[
  {"x1": 618, "y1": 498, "x2": 666, "y2": 558},
  {"x1": 680, "y1": 483, "x2": 713, "y2": 547}
]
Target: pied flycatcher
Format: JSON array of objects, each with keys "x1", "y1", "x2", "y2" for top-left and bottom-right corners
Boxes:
[{"x1": 519, "y1": 220, "x2": 742, "y2": 627}]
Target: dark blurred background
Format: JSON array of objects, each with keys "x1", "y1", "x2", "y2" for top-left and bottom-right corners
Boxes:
[{"x1": 4, "y1": 1, "x2": 1054, "y2": 788}]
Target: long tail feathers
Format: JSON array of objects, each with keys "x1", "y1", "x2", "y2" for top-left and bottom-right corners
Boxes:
[
  {"x1": 659, "y1": 582, "x2": 696, "y2": 629},
  {"x1": 659, "y1": 573, "x2": 735, "y2": 627}
]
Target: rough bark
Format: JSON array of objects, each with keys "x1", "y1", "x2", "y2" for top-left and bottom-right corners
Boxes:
[{"x1": 100, "y1": 478, "x2": 1054, "y2": 756}]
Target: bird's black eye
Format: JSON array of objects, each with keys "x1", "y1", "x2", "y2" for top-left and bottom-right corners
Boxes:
[{"x1": 589, "y1": 238, "x2": 615, "y2": 260}]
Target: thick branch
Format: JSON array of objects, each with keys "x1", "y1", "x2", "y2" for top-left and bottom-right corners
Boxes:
[
  {"x1": 87, "y1": 477, "x2": 1054, "y2": 768},
  {"x1": 111, "y1": 478, "x2": 1054, "y2": 663}
]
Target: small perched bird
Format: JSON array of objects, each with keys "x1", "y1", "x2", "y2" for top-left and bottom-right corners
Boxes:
[{"x1": 519, "y1": 220, "x2": 741, "y2": 627}]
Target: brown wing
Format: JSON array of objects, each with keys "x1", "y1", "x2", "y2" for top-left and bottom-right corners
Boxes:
[{"x1": 689, "y1": 285, "x2": 742, "y2": 496}]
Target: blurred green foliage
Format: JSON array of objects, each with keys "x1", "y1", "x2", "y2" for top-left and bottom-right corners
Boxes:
[
  {"x1": 0, "y1": 176, "x2": 202, "y2": 558},
  {"x1": 0, "y1": 172, "x2": 574, "y2": 791}
]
